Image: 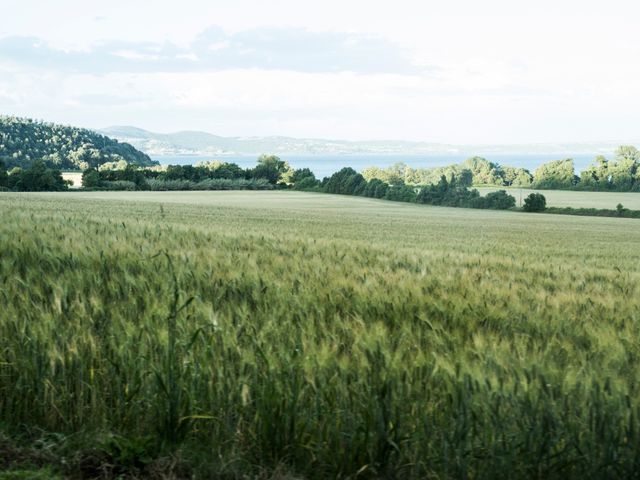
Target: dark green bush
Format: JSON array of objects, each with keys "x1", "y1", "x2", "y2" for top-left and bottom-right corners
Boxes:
[
  {"x1": 523, "y1": 193, "x2": 547, "y2": 212},
  {"x1": 481, "y1": 190, "x2": 517, "y2": 209}
]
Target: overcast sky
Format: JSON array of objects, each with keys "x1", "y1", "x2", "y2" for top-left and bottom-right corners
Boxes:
[{"x1": 1, "y1": 0, "x2": 639, "y2": 144}]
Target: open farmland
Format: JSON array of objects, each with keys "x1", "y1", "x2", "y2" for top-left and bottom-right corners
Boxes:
[
  {"x1": 477, "y1": 186, "x2": 640, "y2": 210},
  {"x1": 1, "y1": 191, "x2": 640, "y2": 479}
]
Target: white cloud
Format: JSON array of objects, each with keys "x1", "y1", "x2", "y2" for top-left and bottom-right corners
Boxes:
[{"x1": 1, "y1": 0, "x2": 640, "y2": 143}]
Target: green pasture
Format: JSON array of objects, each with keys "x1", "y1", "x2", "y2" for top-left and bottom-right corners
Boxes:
[{"x1": 478, "y1": 186, "x2": 640, "y2": 209}]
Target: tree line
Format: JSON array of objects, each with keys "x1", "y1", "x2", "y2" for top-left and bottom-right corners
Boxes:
[
  {"x1": 0, "y1": 155, "x2": 516, "y2": 211},
  {"x1": 3, "y1": 151, "x2": 639, "y2": 219},
  {"x1": 80, "y1": 156, "x2": 291, "y2": 191},
  {"x1": 362, "y1": 146, "x2": 640, "y2": 192},
  {"x1": 296, "y1": 166, "x2": 517, "y2": 210},
  {"x1": 0, "y1": 159, "x2": 69, "y2": 191},
  {"x1": 8, "y1": 154, "x2": 640, "y2": 219}
]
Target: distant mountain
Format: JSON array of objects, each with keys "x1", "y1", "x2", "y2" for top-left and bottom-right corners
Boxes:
[
  {"x1": 100, "y1": 125, "x2": 629, "y2": 157},
  {"x1": 0, "y1": 117, "x2": 156, "y2": 169}
]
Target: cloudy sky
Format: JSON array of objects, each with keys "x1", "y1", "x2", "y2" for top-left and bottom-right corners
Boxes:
[{"x1": 1, "y1": 0, "x2": 639, "y2": 143}]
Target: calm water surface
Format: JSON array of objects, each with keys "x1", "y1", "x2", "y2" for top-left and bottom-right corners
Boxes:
[{"x1": 152, "y1": 154, "x2": 604, "y2": 179}]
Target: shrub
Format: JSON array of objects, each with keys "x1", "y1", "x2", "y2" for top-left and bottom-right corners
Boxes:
[
  {"x1": 82, "y1": 168, "x2": 102, "y2": 188},
  {"x1": 102, "y1": 180, "x2": 138, "y2": 191},
  {"x1": 482, "y1": 190, "x2": 516, "y2": 210},
  {"x1": 146, "y1": 179, "x2": 194, "y2": 191},
  {"x1": 294, "y1": 176, "x2": 321, "y2": 191},
  {"x1": 523, "y1": 193, "x2": 547, "y2": 212},
  {"x1": 145, "y1": 178, "x2": 273, "y2": 191}
]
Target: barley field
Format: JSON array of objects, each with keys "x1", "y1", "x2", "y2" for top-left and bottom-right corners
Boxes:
[{"x1": 1, "y1": 191, "x2": 640, "y2": 479}]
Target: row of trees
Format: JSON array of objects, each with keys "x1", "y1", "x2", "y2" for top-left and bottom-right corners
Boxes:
[
  {"x1": 0, "y1": 155, "x2": 554, "y2": 218},
  {"x1": 361, "y1": 146, "x2": 640, "y2": 192},
  {"x1": 82, "y1": 155, "x2": 293, "y2": 190},
  {"x1": 578, "y1": 146, "x2": 640, "y2": 191},
  {"x1": 362, "y1": 157, "x2": 533, "y2": 188},
  {"x1": 530, "y1": 148, "x2": 640, "y2": 191},
  {"x1": 0, "y1": 155, "x2": 537, "y2": 214},
  {"x1": 292, "y1": 166, "x2": 517, "y2": 210},
  {"x1": 0, "y1": 155, "x2": 292, "y2": 193},
  {"x1": 0, "y1": 160, "x2": 69, "y2": 191}
]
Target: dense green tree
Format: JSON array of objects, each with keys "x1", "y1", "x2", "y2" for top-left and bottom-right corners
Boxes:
[
  {"x1": 361, "y1": 166, "x2": 385, "y2": 182},
  {"x1": 579, "y1": 156, "x2": 609, "y2": 190},
  {"x1": 323, "y1": 167, "x2": 367, "y2": 195},
  {"x1": 98, "y1": 159, "x2": 129, "y2": 171},
  {"x1": 502, "y1": 166, "x2": 533, "y2": 187},
  {"x1": 345, "y1": 174, "x2": 367, "y2": 195},
  {"x1": 384, "y1": 184, "x2": 416, "y2": 202},
  {"x1": 533, "y1": 159, "x2": 577, "y2": 189},
  {"x1": 415, "y1": 165, "x2": 474, "y2": 187},
  {"x1": 291, "y1": 168, "x2": 316, "y2": 184},
  {"x1": 479, "y1": 190, "x2": 517, "y2": 209},
  {"x1": 578, "y1": 150, "x2": 639, "y2": 191},
  {"x1": 384, "y1": 162, "x2": 408, "y2": 185},
  {"x1": 251, "y1": 163, "x2": 280, "y2": 185},
  {"x1": 0, "y1": 159, "x2": 8, "y2": 188},
  {"x1": 213, "y1": 162, "x2": 245, "y2": 179},
  {"x1": 251, "y1": 155, "x2": 292, "y2": 185},
  {"x1": 361, "y1": 164, "x2": 405, "y2": 185},
  {"x1": 363, "y1": 178, "x2": 389, "y2": 198},
  {"x1": 463, "y1": 157, "x2": 504, "y2": 185},
  {"x1": 291, "y1": 167, "x2": 319, "y2": 190},
  {"x1": 82, "y1": 168, "x2": 102, "y2": 188},
  {"x1": 416, "y1": 176, "x2": 485, "y2": 207},
  {"x1": 293, "y1": 176, "x2": 320, "y2": 190},
  {"x1": 455, "y1": 168, "x2": 474, "y2": 187},
  {"x1": 99, "y1": 165, "x2": 148, "y2": 189},
  {"x1": 8, "y1": 160, "x2": 67, "y2": 191},
  {"x1": 523, "y1": 193, "x2": 547, "y2": 212},
  {"x1": 364, "y1": 163, "x2": 474, "y2": 187},
  {"x1": 608, "y1": 158, "x2": 636, "y2": 191},
  {"x1": 615, "y1": 145, "x2": 640, "y2": 163}
]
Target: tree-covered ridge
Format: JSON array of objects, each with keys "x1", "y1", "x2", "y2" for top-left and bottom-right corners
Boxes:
[{"x1": 0, "y1": 116, "x2": 157, "y2": 169}]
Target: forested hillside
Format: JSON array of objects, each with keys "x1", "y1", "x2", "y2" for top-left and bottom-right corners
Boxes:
[{"x1": 0, "y1": 116, "x2": 156, "y2": 169}]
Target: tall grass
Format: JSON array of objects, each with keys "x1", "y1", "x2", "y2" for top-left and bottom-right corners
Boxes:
[{"x1": 1, "y1": 192, "x2": 640, "y2": 478}]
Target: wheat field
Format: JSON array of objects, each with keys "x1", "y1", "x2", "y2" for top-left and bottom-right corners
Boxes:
[{"x1": 1, "y1": 191, "x2": 639, "y2": 478}]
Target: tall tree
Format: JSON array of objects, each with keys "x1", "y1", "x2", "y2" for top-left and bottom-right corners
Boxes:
[
  {"x1": 533, "y1": 159, "x2": 577, "y2": 189},
  {"x1": 0, "y1": 159, "x2": 8, "y2": 188},
  {"x1": 251, "y1": 154, "x2": 292, "y2": 185}
]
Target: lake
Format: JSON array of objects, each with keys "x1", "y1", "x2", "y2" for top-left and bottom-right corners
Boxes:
[{"x1": 152, "y1": 153, "x2": 605, "y2": 179}]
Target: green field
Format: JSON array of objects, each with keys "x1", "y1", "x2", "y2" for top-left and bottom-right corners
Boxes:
[
  {"x1": 2, "y1": 191, "x2": 640, "y2": 478},
  {"x1": 61, "y1": 171, "x2": 83, "y2": 189},
  {"x1": 478, "y1": 186, "x2": 640, "y2": 209}
]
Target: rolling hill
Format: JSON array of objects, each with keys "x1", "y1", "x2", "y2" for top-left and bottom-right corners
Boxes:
[
  {"x1": 0, "y1": 116, "x2": 157, "y2": 170},
  {"x1": 101, "y1": 125, "x2": 630, "y2": 157}
]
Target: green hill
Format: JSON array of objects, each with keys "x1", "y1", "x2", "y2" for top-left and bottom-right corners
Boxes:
[{"x1": 0, "y1": 116, "x2": 157, "y2": 170}]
